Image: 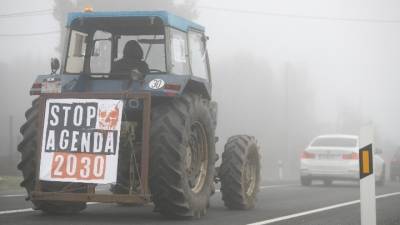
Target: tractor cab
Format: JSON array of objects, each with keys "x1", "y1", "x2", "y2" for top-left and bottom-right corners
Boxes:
[
  {"x1": 32, "y1": 11, "x2": 211, "y2": 97},
  {"x1": 52, "y1": 11, "x2": 211, "y2": 96},
  {"x1": 65, "y1": 11, "x2": 208, "y2": 76}
]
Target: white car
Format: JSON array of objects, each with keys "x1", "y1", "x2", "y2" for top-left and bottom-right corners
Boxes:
[{"x1": 300, "y1": 134, "x2": 385, "y2": 186}]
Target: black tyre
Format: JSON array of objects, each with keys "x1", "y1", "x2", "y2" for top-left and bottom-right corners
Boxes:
[
  {"x1": 300, "y1": 176, "x2": 312, "y2": 186},
  {"x1": 219, "y1": 135, "x2": 261, "y2": 210},
  {"x1": 149, "y1": 94, "x2": 216, "y2": 218},
  {"x1": 17, "y1": 98, "x2": 86, "y2": 214}
]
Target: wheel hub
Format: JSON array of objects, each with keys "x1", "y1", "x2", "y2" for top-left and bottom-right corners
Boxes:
[
  {"x1": 244, "y1": 153, "x2": 257, "y2": 196},
  {"x1": 185, "y1": 121, "x2": 208, "y2": 194}
]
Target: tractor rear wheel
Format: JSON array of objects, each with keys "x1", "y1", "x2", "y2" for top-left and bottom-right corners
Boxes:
[
  {"x1": 219, "y1": 135, "x2": 261, "y2": 210},
  {"x1": 149, "y1": 94, "x2": 216, "y2": 218},
  {"x1": 17, "y1": 98, "x2": 87, "y2": 214}
]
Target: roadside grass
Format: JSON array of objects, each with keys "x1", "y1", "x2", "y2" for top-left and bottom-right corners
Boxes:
[{"x1": 0, "y1": 176, "x2": 23, "y2": 191}]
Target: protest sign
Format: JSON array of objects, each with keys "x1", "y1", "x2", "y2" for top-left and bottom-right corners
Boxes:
[{"x1": 39, "y1": 98, "x2": 123, "y2": 184}]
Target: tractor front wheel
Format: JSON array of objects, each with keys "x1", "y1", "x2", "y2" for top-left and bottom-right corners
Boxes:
[{"x1": 219, "y1": 135, "x2": 261, "y2": 210}]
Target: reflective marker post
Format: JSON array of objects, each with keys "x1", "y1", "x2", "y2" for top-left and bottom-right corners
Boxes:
[
  {"x1": 278, "y1": 160, "x2": 283, "y2": 181},
  {"x1": 359, "y1": 126, "x2": 376, "y2": 225}
]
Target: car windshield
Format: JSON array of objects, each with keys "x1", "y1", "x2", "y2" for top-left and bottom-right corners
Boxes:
[
  {"x1": 65, "y1": 17, "x2": 166, "y2": 75},
  {"x1": 311, "y1": 137, "x2": 357, "y2": 147}
]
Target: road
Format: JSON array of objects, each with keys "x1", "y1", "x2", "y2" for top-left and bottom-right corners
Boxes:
[{"x1": 0, "y1": 181, "x2": 399, "y2": 225}]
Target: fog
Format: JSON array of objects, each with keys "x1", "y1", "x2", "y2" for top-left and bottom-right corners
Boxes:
[{"x1": 1, "y1": 0, "x2": 400, "y2": 180}]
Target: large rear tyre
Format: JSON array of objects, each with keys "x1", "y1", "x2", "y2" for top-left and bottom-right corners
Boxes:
[
  {"x1": 17, "y1": 99, "x2": 87, "y2": 214},
  {"x1": 149, "y1": 94, "x2": 216, "y2": 218},
  {"x1": 219, "y1": 135, "x2": 261, "y2": 210}
]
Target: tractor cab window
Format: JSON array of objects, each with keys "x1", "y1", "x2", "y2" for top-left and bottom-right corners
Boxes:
[
  {"x1": 65, "y1": 17, "x2": 167, "y2": 75},
  {"x1": 114, "y1": 35, "x2": 166, "y2": 73},
  {"x1": 90, "y1": 30, "x2": 112, "y2": 73},
  {"x1": 65, "y1": 30, "x2": 166, "y2": 75},
  {"x1": 170, "y1": 29, "x2": 189, "y2": 75},
  {"x1": 188, "y1": 31, "x2": 209, "y2": 80},
  {"x1": 65, "y1": 30, "x2": 88, "y2": 73}
]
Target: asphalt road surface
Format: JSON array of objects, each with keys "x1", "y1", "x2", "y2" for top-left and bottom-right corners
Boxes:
[{"x1": 1, "y1": 181, "x2": 399, "y2": 225}]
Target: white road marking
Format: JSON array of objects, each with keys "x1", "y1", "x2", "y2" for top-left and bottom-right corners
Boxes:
[
  {"x1": 0, "y1": 187, "x2": 109, "y2": 198},
  {"x1": 87, "y1": 202, "x2": 99, "y2": 205},
  {"x1": 0, "y1": 202, "x2": 99, "y2": 215},
  {"x1": 0, "y1": 194, "x2": 25, "y2": 198},
  {"x1": 0, "y1": 208, "x2": 33, "y2": 215},
  {"x1": 247, "y1": 191, "x2": 400, "y2": 225},
  {"x1": 260, "y1": 184, "x2": 297, "y2": 189},
  {"x1": 215, "y1": 184, "x2": 297, "y2": 193}
]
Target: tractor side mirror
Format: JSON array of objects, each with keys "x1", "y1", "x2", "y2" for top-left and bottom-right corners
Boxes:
[
  {"x1": 202, "y1": 36, "x2": 209, "y2": 42},
  {"x1": 51, "y1": 58, "x2": 60, "y2": 74}
]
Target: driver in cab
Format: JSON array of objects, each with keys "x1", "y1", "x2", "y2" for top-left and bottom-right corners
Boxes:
[{"x1": 111, "y1": 40, "x2": 149, "y2": 74}]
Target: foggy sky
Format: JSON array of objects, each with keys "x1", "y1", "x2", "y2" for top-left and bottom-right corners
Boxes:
[{"x1": 1, "y1": 0, "x2": 400, "y2": 178}]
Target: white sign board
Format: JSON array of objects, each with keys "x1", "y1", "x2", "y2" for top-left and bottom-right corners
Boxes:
[{"x1": 39, "y1": 98, "x2": 123, "y2": 184}]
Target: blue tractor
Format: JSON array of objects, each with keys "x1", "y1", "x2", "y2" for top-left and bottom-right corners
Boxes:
[{"x1": 18, "y1": 10, "x2": 261, "y2": 218}]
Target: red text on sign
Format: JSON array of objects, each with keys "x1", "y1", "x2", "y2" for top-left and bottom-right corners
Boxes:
[{"x1": 51, "y1": 152, "x2": 106, "y2": 180}]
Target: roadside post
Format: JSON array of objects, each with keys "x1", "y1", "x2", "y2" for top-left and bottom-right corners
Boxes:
[
  {"x1": 359, "y1": 125, "x2": 376, "y2": 225},
  {"x1": 277, "y1": 160, "x2": 283, "y2": 181}
]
